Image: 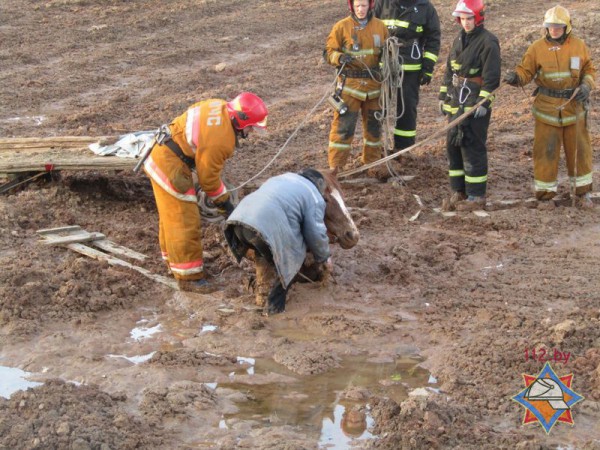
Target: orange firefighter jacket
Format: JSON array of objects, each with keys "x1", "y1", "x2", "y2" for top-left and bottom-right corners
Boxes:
[
  {"x1": 325, "y1": 15, "x2": 388, "y2": 101},
  {"x1": 144, "y1": 99, "x2": 236, "y2": 202},
  {"x1": 515, "y1": 34, "x2": 596, "y2": 127}
]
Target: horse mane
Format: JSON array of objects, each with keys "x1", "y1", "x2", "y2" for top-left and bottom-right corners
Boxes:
[{"x1": 318, "y1": 169, "x2": 343, "y2": 196}]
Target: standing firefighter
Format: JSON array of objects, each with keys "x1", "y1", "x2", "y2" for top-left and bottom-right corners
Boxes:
[
  {"x1": 439, "y1": 0, "x2": 500, "y2": 211},
  {"x1": 504, "y1": 5, "x2": 596, "y2": 208},
  {"x1": 325, "y1": 0, "x2": 388, "y2": 175},
  {"x1": 374, "y1": 0, "x2": 441, "y2": 152},
  {"x1": 143, "y1": 93, "x2": 268, "y2": 292}
]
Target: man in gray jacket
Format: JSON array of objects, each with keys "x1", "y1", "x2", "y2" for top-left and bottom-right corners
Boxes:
[{"x1": 225, "y1": 168, "x2": 332, "y2": 316}]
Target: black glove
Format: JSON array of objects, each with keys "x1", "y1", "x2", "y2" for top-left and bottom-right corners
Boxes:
[
  {"x1": 503, "y1": 71, "x2": 519, "y2": 86},
  {"x1": 575, "y1": 84, "x2": 591, "y2": 103},
  {"x1": 215, "y1": 198, "x2": 235, "y2": 218},
  {"x1": 339, "y1": 54, "x2": 354, "y2": 65},
  {"x1": 419, "y1": 71, "x2": 432, "y2": 86}
]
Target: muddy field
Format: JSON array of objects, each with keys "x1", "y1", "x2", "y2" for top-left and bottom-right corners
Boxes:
[{"x1": 1, "y1": 0, "x2": 600, "y2": 448}]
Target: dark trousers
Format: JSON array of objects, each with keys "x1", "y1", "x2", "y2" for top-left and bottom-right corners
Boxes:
[
  {"x1": 394, "y1": 71, "x2": 420, "y2": 150},
  {"x1": 446, "y1": 113, "x2": 491, "y2": 197}
]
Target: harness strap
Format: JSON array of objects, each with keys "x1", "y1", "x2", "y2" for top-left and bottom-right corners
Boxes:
[
  {"x1": 536, "y1": 86, "x2": 575, "y2": 99},
  {"x1": 453, "y1": 75, "x2": 483, "y2": 86},
  {"x1": 164, "y1": 139, "x2": 195, "y2": 169},
  {"x1": 342, "y1": 68, "x2": 381, "y2": 78}
]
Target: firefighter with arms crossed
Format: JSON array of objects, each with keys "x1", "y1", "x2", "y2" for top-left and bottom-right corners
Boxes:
[
  {"x1": 143, "y1": 92, "x2": 268, "y2": 292},
  {"x1": 504, "y1": 5, "x2": 596, "y2": 208},
  {"x1": 325, "y1": 0, "x2": 388, "y2": 177},
  {"x1": 439, "y1": 0, "x2": 500, "y2": 211}
]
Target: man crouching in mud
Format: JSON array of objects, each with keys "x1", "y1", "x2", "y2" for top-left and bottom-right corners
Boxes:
[{"x1": 224, "y1": 168, "x2": 333, "y2": 316}]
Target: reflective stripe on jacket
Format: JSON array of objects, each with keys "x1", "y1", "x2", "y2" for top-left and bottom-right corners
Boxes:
[
  {"x1": 515, "y1": 34, "x2": 596, "y2": 127},
  {"x1": 145, "y1": 99, "x2": 236, "y2": 201},
  {"x1": 325, "y1": 15, "x2": 388, "y2": 101}
]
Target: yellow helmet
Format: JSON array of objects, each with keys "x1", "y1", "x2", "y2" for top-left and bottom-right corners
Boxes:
[{"x1": 543, "y1": 5, "x2": 571, "y2": 34}]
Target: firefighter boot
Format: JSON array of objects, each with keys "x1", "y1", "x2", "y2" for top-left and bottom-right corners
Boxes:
[
  {"x1": 178, "y1": 277, "x2": 216, "y2": 294},
  {"x1": 577, "y1": 192, "x2": 594, "y2": 209},
  {"x1": 441, "y1": 191, "x2": 467, "y2": 212},
  {"x1": 255, "y1": 255, "x2": 277, "y2": 307},
  {"x1": 455, "y1": 195, "x2": 487, "y2": 212}
]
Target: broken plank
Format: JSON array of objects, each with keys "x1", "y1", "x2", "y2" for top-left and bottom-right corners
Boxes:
[
  {"x1": 93, "y1": 239, "x2": 148, "y2": 261},
  {"x1": 41, "y1": 232, "x2": 106, "y2": 246},
  {"x1": 37, "y1": 225, "x2": 83, "y2": 235},
  {"x1": 66, "y1": 242, "x2": 178, "y2": 290}
]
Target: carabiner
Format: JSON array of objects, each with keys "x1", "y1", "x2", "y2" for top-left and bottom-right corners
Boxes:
[
  {"x1": 458, "y1": 80, "x2": 472, "y2": 105},
  {"x1": 411, "y1": 41, "x2": 422, "y2": 60}
]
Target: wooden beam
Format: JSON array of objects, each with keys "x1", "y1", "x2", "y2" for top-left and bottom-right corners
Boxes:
[{"x1": 66, "y1": 242, "x2": 178, "y2": 290}]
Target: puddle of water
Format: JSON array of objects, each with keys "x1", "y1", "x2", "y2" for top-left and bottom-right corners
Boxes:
[
  {"x1": 130, "y1": 323, "x2": 162, "y2": 341},
  {"x1": 107, "y1": 351, "x2": 156, "y2": 364},
  {"x1": 0, "y1": 366, "x2": 43, "y2": 398},
  {"x1": 221, "y1": 355, "x2": 433, "y2": 432},
  {"x1": 201, "y1": 324, "x2": 218, "y2": 333},
  {"x1": 318, "y1": 403, "x2": 375, "y2": 449}
]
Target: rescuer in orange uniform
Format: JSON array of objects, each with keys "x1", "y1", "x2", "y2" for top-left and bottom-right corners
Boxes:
[
  {"x1": 143, "y1": 93, "x2": 268, "y2": 292},
  {"x1": 504, "y1": 6, "x2": 596, "y2": 208},
  {"x1": 324, "y1": 0, "x2": 388, "y2": 176}
]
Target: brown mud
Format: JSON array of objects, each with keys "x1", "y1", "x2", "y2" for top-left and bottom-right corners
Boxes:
[{"x1": 1, "y1": 0, "x2": 600, "y2": 449}]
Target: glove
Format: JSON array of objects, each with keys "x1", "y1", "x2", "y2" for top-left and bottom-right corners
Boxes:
[
  {"x1": 473, "y1": 105, "x2": 488, "y2": 119},
  {"x1": 503, "y1": 71, "x2": 519, "y2": 86},
  {"x1": 575, "y1": 84, "x2": 591, "y2": 103},
  {"x1": 438, "y1": 100, "x2": 446, "y2": 116},
  {"x1": 214, "y1": 198, "x2": 235, "y2": 218},
  {"x1": 339, "y1": 54, "x2": 354, "y2": 65},
  {"x1": 419, "y1": 72, "x2": 432, "y2": 86}
]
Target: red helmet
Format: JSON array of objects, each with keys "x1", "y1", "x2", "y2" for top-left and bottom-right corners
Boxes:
[
  {"x1": 452, "y1": 0, "x2": 485, "y2": 26},
  {"x1": 347, "y1": 0, "x2": 375, "y2": 15},
  {"x1": 226, "y1": 92, "x2": 268, "y2": 130}
]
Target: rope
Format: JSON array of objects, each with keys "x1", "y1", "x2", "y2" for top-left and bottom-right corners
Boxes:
[
  {"x1": 377, "y1": 37, "x2": 406, "y2": 179},
  {"x1": 338, "y1": 82, "x2": 508, "y2": 179},
  {"x1": 229, "y1": 65, "x2": 346, "y2": 193}
]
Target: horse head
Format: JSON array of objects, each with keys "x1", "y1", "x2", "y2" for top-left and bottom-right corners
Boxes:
[{"x1": 318, "y1": 168, "x2": 359, "y2": 249}]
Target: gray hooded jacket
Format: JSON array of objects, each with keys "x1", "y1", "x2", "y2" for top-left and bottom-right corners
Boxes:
[{"x1": 225, "y1": 173, "x2": 331, "y2": 287}]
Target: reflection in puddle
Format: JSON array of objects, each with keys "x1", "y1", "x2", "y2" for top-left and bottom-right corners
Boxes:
[
  {"x1": 318, "y1": 403, "x2": 375, "y2": 448},
  {"x1": 130, "y1": 323, "x2": 162, "y2": 341},
  {"x1": 221, "y1": 355, "x2": 434, "y2": 436},
  {"x1": 0, "y1": 366, "x2": 43, "y2": 398}
]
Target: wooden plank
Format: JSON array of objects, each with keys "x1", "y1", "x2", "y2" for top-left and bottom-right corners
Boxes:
[
  {"x1": 41, "y1": 232, "x2": 106, "y2": 246},
  {"x1": 0, "y1": 136, "x2": 115, "y2": 146},
  {"x1": 37, "y1": 225, "x2": 82, "y2": 235},
  {"x1": 66, "y1": 242, "x2": 178, "y2": 290},
  {"x1": 93, "y1": 239, "x2": 148, "y2": 261},
  {"x1": 0, "y1": 158, "x2": 135, "y2": 173}
]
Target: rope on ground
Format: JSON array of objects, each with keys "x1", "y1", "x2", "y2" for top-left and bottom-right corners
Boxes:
[{"x1": 338, "y1": 82, "x2": 508, "y2": 179}]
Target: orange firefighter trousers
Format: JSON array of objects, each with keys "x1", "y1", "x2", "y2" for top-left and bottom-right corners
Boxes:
[
  {"x1": 328, "y1": 95, "x2": 383, "y2": 170},
  {"x1": 533, "y1": 118, "x2": 593, "y2": 200},
  {"x1": 149, "y1": 179, "x2": 204, "y2": 281}
]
